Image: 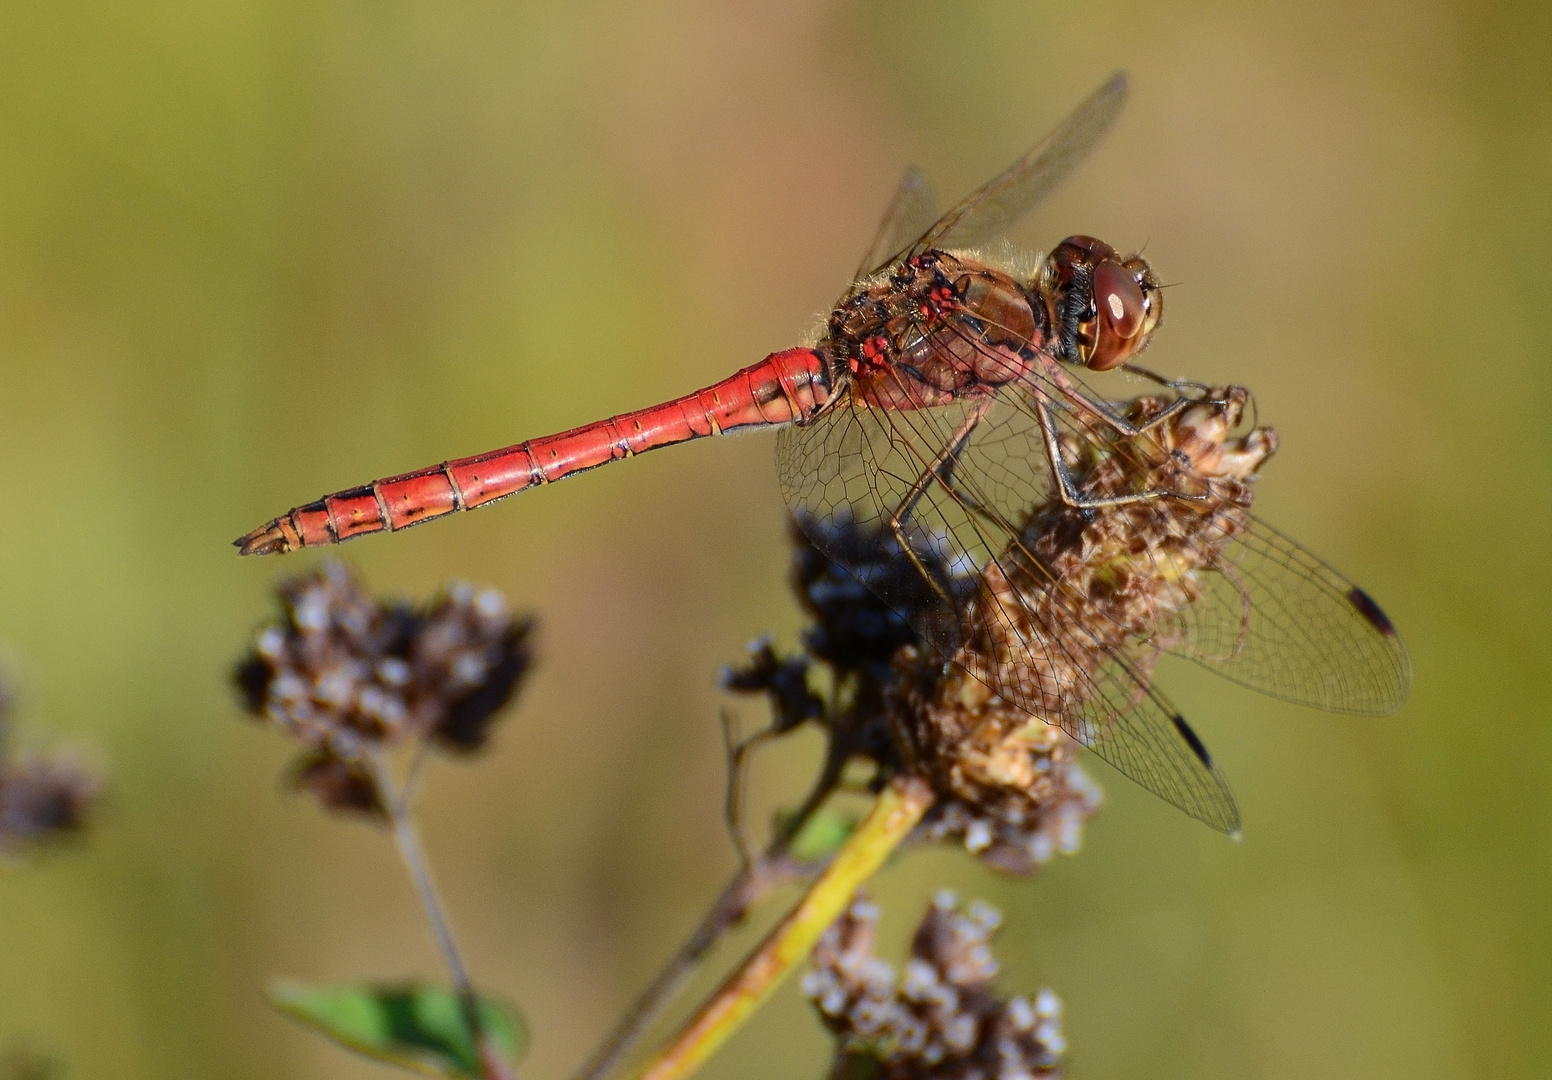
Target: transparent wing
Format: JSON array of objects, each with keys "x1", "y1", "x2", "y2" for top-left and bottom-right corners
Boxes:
[
  {"x1": 984, "y1": 589, "x2": 1243, "y2": 833},
  {"x1": 1153, "y1": 513, "x2": 1411, "y2": 713},
  {"x1": 776, "y1": 394, "x2": 987, "y2": 651},
  {"x1": 777, "y1": 330, "x2": 1408, "y2": 832},
  {"x1": 913, "y1": 71, "x2": 1128, "y2": 256},
  {"x1": 855, "y1": 167, "x2": 940, "y2": 280},
  {"x1": 1018, "y1": 370, "x2": 1421, "y2": 716},
  {"x1": 777, "y1": 391, "x2": 1241, "y2": 833},
  {"x1": 1032, "y1": 370, "x2": 1413, "y2": 715}
]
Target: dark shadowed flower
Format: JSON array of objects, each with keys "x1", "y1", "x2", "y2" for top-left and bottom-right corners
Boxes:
[
  {"x1": 0, "y1": 674, "x2": 103, "y2": 859},
  {"x1": 790, "y1": 513, "x2": 963, "y2": 683},
  {"x1": 727, "y1": 511, "x2": 1104, "y2": 873},
  {"x1": 0, "y1": 751, "x2": 102, "y2": 857},
  {"x1": 235, "y1": 563, "x2": 536, "y2": 816},
  {"x1": 805, "y1": 893, "x2": 1065, "y2": 1080},
  {"x1": 720, "y1": 637, "x2": 823, "y2": 735}
]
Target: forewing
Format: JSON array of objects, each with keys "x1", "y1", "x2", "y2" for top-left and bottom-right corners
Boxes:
[
  {"x1": 1030, "y1": 369, "x2": 1413, "y2": 716},
  {"x1": 1161, "y1": 516, "x2": 1412, "y2": 714},
  {"x1": 980, "y1": 589, "x2": 1243, "y2": 833},
  {"x1": 855, "y1": 168, "x2": 940, "y2": 280},
  {"x1": 914, "y1": 71, "x2": 1128, "y2": 255},
  {"x1": 777, "y1": 386, "x2": 1241, "y2": 833}
]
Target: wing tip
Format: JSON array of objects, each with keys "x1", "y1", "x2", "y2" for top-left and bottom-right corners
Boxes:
[{"x1": 1346, "y1": 586, "x2": 1397, "y2": 638}]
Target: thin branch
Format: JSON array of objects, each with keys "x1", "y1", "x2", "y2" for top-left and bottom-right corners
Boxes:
[
  {"x1": 569, "y1": 853, "x2": 812, "y2": 1080},
  {"x1": 634, "y1": 774, "x2": 936, "y2": 1080},
  {"x1": 718, "y1": 709, "x2": 757, "y2": 870},
  {"x1": 571, "y1": 724, "x2": 857, "y2": 1080},
  {"x1": 367, "y1": 748, "x2": 515, "y2": 1080}
]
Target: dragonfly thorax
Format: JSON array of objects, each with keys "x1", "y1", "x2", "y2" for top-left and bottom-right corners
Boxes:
[{"x1": 823, "y1": 251, "x2": 1048, "y2": 409}]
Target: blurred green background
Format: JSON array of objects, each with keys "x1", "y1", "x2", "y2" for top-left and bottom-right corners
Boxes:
[{"x1": 1, "y1": 0, "x2": 1548, "y2": 1077}]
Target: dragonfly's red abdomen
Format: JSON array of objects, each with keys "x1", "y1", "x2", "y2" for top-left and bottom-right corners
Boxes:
[{"x1": 235, "y1": 347, "x2": 831, "y2": 555}]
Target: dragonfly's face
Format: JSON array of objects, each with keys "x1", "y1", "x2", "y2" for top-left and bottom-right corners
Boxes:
[{"x1": 1043, "y1": 235, "x2": 1163, "y2": 371}]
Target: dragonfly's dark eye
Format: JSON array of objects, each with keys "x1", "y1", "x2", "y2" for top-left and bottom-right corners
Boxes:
[{"x1": 1086, "y1": 258, "x2": 1146, "y2": 371}]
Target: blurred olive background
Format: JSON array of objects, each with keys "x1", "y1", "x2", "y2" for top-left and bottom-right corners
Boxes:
[{"x1": 1, "y1": 0, "x2": 1547, "y2": 1077}]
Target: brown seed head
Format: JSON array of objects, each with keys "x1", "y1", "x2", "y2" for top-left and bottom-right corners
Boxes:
[
  {"x1": 0, "y1": 670, "x2": 103, "y2": 858},
  {"x1": 234, "y1": 563, "x2": 535, "y2": 814},
  {"x1": 805, "y1": 893, "x2": 1066, "y2": 1080},
  {"x1": 957, "y1": 387, "x2": 1274, "y2": 723},
  {"x1": 0, "y1": 750, "x2": 103, "y2": 857},
  {"x1": 883, "y1": 388, "x2": 1273, "y2": 829}
]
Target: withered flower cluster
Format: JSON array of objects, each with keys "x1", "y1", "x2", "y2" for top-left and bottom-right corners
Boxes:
[
  {"x1": 805, "y1": 893, "x2": 1065, "y2": 1080},
  {"x1": 724, "y1": 512, "x2": 1102, "y2": 874},
  {"x1": 234, "y1": 563, "x2": 535, "y2": 817},
  {"x1": 729, "y1": 386, "x2": 1273, "y2": 865},
  {"x1": 900, "y1": 387, "x2": 1274, "y2": 836},
  {"x1": 0, "y1": 675, "x2": 101, "y2": 859},
  {"x1": 957, "y1": 387, "x2": 1273, "y2": 725}
]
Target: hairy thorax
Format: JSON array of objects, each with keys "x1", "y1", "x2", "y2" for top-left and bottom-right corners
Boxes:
[{"x1": 822, "y1": 251, "x2": 1051, "y2": 411}]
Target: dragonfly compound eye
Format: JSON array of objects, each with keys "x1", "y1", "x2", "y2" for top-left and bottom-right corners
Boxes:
[
  {"x1": 1046, "y1": 235, "x2": 1151, "y2": 370},
  {"x1": 1085, "y1": 258, "x2": 1150, "y2": 371}
]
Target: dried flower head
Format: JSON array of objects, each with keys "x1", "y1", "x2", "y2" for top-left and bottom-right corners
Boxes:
[
  {"x1": 235, "y1": 563, "x2": 535, "y2": 815},
  {"x1": 790, "y1": 513, "x2": 966, "y2": 684},
  {"x1": 956, "y1": 387, "x2": 1272, "y2": 741},
  {"x1": 0, "y1": 673, "x2": 102, "y2": 858},
  {"x1": 960, "y1": 387, "x2": 1275, "y2": 719},
  {"x1": 733, "y1": 387, "x2": 1272, "y2": 856},
  {"x1": 805, "y1": 893, "x2": 1066, "y2": 1080},
  {"x1": 723, "y1": 520, "x2": 934, "y2": 780},
  {"x1": 721, "y1": 637, "x2": 823, "y2": 735},
  {"x1": 0, "y1": 750, "x2": 102, "y2": 858},
  {"x1": 887, "y1": 387, "x2": 1275, "y2": 835}
]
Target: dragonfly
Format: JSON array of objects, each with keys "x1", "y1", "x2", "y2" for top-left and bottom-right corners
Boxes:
[{"x1": 237, "y1": 72, "x2": 1411, "y2": 831}]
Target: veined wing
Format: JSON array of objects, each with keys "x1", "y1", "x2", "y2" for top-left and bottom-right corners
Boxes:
[
  {"x1": 779, "y1": 348, "x2": 1407, "y2": 830},
  {"x1": 1029, "y1": 375, "x2": 1413, "y2": 715},
  {"x1": 776, "y1": 389, "x2": 1241, "y2": 832},
  {"x1": 776, "y1": 393, "x2": 991, "y2": 649},
  {"x1": 855, "y1": 167, "x2": 939, "y2": 280},
  {"x1": 1150, "y1": 512, "x2": 1411, "y2": 713},
  {"x1": 912, "y1": 72, "x2": 1129, "y2": 257},
  {"x1": 977, "y1": 578, "x2": 1243, "y2": 833}
]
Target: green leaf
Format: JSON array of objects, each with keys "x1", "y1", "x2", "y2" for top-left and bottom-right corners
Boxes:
[
  {"x1": 778, "y1": 806, "x2": 860, "y2": 861},
  {"x1": 269, "y1": 979, "x2": 527, "y2": 1078}
]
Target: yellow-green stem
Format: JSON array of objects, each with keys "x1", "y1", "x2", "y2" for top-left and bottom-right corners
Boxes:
[{"x1": 635, "y1": 775, "x2": 935, "y2": 1080}]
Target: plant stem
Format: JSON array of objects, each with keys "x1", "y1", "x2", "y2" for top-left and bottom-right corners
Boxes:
[
  {"x1": 367, "y1": 748, "x2": 515, "y2": 1080},
  {"x1": 572, "y1": 738, "x2": 852, "y2": 1080},
  {"x1": 570, "y1": 854, "x2": 811, "y2": 1080},
  {"x1": 633, "y1": 774, "x2": 935, "y2": 1080}
]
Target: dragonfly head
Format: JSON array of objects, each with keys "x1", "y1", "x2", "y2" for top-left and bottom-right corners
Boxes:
[{"x1": 1044, "y1": 236, "x2": 1163, "y2": 371}]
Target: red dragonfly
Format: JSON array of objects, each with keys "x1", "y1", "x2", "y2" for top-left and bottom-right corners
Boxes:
[{"x1": 238, "y1": 73, "x2": 1410, "y2": 831}]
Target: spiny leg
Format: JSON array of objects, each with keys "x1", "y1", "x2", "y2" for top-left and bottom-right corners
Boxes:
[
  {"x1": 1031, "y1": 354, "x2": 1207, "y2": 440},
  {"x1": 1034, "y1": 397, "x2": 1207, "y2": 510},
  {"x1": 884, "y1": 399, "x2": 992, "y2": 607}
]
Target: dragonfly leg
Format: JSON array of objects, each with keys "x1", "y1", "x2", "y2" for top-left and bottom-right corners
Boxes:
[
  {"x1": 885, "y1": 399, "x2": 993, "y2": 607},
  {"x1": 1119, "y1": 362, "x2": 1217, "y2": 398},
  {"x1": 1034, "y1": 397, "x2": 1206, "y2": 509},
  {"x1": 1037, "y1": 356, "x2": 1208, "y2": 440}
]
